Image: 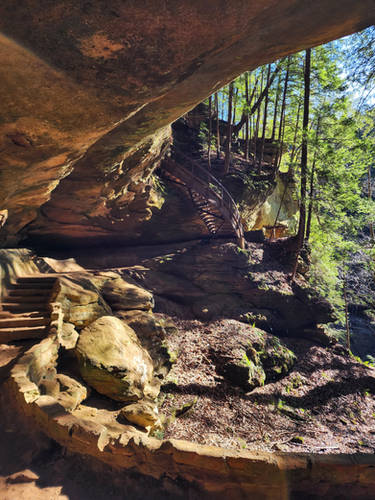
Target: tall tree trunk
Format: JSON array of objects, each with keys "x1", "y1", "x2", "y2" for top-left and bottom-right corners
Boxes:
[
  {"x1": 368, "y1": 165, "x2": 374, "y2": 242},
  {"x1": 344, "y1": 277, "x2": 351, "y2": 350},
  {"x1": 215, "y1": 92, "x2": 221, "y2": 159},
  {"x1": 289, "y1": 99, "x2": 302, "y2": 171},
  {"x1": 244, "y1": 72, "x2": 250, "y2": 161},
  {"x1": 278, "y1": 57, "x2": 291, "y2": 142},
  {"x1": 274, "y1": 57, "x2": 291, "y2": 169},
  {"x1": 305, "y1": 115, "x2": 321, "y2": 241},
  {"x1": 207, "y1": 95, "x2": 212, "y2": 169},
  {"x1": 276, "y1": 108, "x2": 287, "y2": 170},
  {"x1": 224, "y1": 82, "x2": 234, "y2": 174},
  {"x1": 233, "y1": 87, "x2": 238, "y2": 124},
  {"x1": 253, "y1": 78, "x2": 262, "y2": 169},
  {"x1": 259, "y1": 64, "x2": 271, "y2": 174},
  {"x1": 271, "y1": 73, "x2": 282, "y2": 142},
  {"x1": 291, "y1": 48, "x2": 311, "y2": 281}
]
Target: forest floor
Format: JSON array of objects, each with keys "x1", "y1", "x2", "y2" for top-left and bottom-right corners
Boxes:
[{"x1": 158, "y1": 317, "x2": 375, "y2": 454}]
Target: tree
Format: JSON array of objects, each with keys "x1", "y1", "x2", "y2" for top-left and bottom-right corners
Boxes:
[
  {"x1": 291, "y1": 48, "x2": 311, "y2": 281},
  {"x1": 224, "y1": 81, "x2": 234, "y2": 174}
]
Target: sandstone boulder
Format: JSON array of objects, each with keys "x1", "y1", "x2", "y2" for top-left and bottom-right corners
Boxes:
[
  {"x1": 116, "y1": 310, "x2": 177, "y2": 378},
  {"x1": 58, "y1": 322, "x2": 79, "y2": 350},
  {"x1": 75, "y1": 316, "x2": 159, "y2": 402},
  {"x1": 211, "y1": 323, "x2": 296, "y2": 391},
  {"x1": 55, "y1": 373, "x2": 88, "y2": 411},
  {"x1": 120, "y1": 400, "x2": 160, "y2": 430}
]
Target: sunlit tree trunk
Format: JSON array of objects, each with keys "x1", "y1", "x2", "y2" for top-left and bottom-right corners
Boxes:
[
  {"x1": 224, "y1": 82, "x2": 234, "y2": 174},
  {"x1": 215, "y1": 92, "x2": 221, "y2": 159},
  {"x1": 271, "y1": 73, "x2": 282, "y2": 142},
  {"x1": 259, "y1": 64, "x2": 271, "y2": 174},
  {"x1": 305, "y1": 115, "x2": 321, "y2": 241},
  {"x1": 292, "y1": 48, "x2": 311, "y2": 281},
  {"x1": 289, "y1": 100, "x2": 302, "y2": 171},
  {"x1": 207, "y1": 95, "x2": 212, "y2": 168},
  {"x1": 368, "y1": 165, "x2": 374, "y2": 242},
  {"x1": 244, "y1": 72, "x2": 250, "y2": 161}
]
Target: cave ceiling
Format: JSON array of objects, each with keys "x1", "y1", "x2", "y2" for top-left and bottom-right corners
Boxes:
[{"x1": 0, "y1": 1, "x2": 374, "y2": 247}]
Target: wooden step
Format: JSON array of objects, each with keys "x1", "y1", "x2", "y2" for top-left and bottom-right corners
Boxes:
[{"x1": 0, "y1": 326, "x2": 48, "y2": 344}]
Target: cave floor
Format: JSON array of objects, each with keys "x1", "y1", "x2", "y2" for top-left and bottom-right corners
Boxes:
[{"x1": 158, "y1": 317, "x2": 375, "y2": 454}]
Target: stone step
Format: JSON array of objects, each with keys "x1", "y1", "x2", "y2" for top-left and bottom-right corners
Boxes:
[
  {"x1": 0, "y1": 326, "x2": 48, "y2": 344},
  {"x1": 1, "y1": 303, "x2": 48, "y2": 313},
  {"x1": 0, "y1": 310, "x2": 47, "y2": 318},
  {"x1": 16, "y1": 276, "x2": 56, "y2": 284},
  {"x1": 9, "y1": 282, "x2": 54, "y2": 290},
  {"x1": 0, "y1": 316, "x2": 49, "y2": 328},
  {"x1": 3, "y1": 295, "x2": 50, "y2": 304},
  {"x1": 6, "y1": 288, "x2": 51, "y2": 297}
]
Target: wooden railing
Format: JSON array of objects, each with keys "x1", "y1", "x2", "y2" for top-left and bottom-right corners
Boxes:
[{"x1": 164, "y1": 150, "x2": 245, "y2": 248}]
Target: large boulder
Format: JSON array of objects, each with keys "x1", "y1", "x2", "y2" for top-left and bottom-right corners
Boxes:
[
  {"x1": 211, "y1": 322, "x2": 296, "y2": 391},
  {"x1": 116, "y1": 310, "x2": 177, "y2": 378},
  {"x1": 75, "y1": 316, "x2": 159, "y2": 402}
]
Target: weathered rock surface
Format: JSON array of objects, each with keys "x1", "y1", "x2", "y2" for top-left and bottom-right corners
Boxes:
[
  {"x1": 58, "y1": 322, "x2": 79, "y2": 350},
  {"x1": 75, "y1": 316, "x2": 159, "y2": 402},
  {"x1": 211, "y1": 325, "x2": 295, "y2": 391},
  {"x1": 55, "y1": 373, "x2": 88, "y2": 411},
  {"x1": 52, "y1": 275, "x2": 111, "y2": 329},
  {"x1": 120, "y1": 400, "x2": 160, "y2": 430},
  {"x1": 117, "y1": 310, "x2": 177, "y2": 379},
  {"x1": 101, "y1": 276, "x2": 154, "y2": 312},
  {"x1": 0, "y1": 2, "x2": 373, "y2": 246},
  {"x1": 116, "y1": 240, "x2": 335, "y2": 335}
]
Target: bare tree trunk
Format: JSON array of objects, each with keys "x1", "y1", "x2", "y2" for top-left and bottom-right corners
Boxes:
[
  {"x1": 224, "y1": 82, "x2": 234, "y2": 174},
  {"x1": 278, "y1": 57, "x2": 291, "y2": 142},
  {"x1": 259, "y1": 64, "x2": 271, "y2": 174},
  {"x1": 289, "y1": 100, "x2": 302, "y2": 170},
  {"x1": 275, "y1": 105, "x2": 286, "y2": 170},
  {"x1": 344, "y1": 277, "x2": 351, "y2": 350},
  {"x1": 368, "y1": 165, "x2": 374, "y2": 242},
  {"x1": 274, "y1": 57, "x2": 291, "y2": 169},
  {"x1": 271, "y1": 73, "x2": 282, "y2": 142},
  {"x1": 215, "y1": 92, "x2": 221, "y2": 159},
  {"x1": 207, "y1": 95, "x2": 212, "y2": 168},
  {"x1": 305, "y1": 115, "x2": 321, "y2": 241},
  {"x1": 291, "y1": 48, "x2": 311, "y2": 281},
  {"x1": 244, "y1": 72, "x2": 250, "y2": 161},
  {"x1": 253, "y1": 81, "x2": 262, "y2": 169}
]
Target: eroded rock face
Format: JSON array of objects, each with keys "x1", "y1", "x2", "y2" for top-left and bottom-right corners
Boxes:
[
  {"x1": 101, "y1": 277, "x2": 154, "y2": 312},
  {"x1": 0, "y1": 1, "x2": 373, "y2": 245},
  {"x1": 75, "y1": 316, "x2": 159, "y2": 402},
  {"x1": 126, "y1": 240, "x2": 335, "y2": 335},
  {"x1": 117, "y1": 309, "x2": 177, "y2": 379},
  {"x1": 53, "y1": 276, "x2": 111, "y2": 329}
]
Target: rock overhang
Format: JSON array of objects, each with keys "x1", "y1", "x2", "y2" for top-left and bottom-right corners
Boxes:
[{"x1": 0, "y1": 1, "x2": 374, "y2": 246}]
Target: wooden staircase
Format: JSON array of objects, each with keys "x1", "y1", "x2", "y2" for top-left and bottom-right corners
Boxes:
[
  {"x1": 0, "y1": 276, "x2": 56, "y2": 343},
  {"x1": 162, "y1": 150, "x2": 245, "y2": 248}
]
